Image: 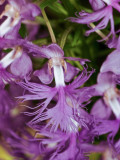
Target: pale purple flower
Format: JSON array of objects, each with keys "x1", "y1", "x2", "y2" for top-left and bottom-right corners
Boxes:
[
  {"x1": 0, "y1": 38, "x2": 33, "y2": 80},
  {"x1": 86, "y1": 44, "x2": 120, "y2": 148},
  {"x1": 0, "y1": 0, "x2": 40, "y2": 37},
  {"x1": 91, "y1": 72, "x2": 120, "y2": 120},
  {"x1": 19, "y1": 73, "x2": 93, "y2": 133},
  {"x1": 90, "y1": 0, "x2": 120, "y2": 11},
  {"x1": 30, "y1": 127, "x2": 105, "y2": 160},
  {"x1": 69, "y1": 0, "x2": 120, "y2": 40},
  {"x1": 18, "y1": 43, "x2": 94, "y2": 133},
  {"x1": 91, "y1": 38, "x2": 120, "y2": 120},
  {"x1": 90, "y1": 72, "x2": 120, "y2": 154}
]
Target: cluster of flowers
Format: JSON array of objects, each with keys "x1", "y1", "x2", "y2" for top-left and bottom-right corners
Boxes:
[{"x1": 0, "y1": 0, "x2": 120, "y2": 159}]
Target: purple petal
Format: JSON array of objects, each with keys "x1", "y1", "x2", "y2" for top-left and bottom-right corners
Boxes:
[
  {"x1": 8, "y1": 0, "x2": 40, "y2": 19},
  {"x1": 69, "y1": 6, "x2": 110, "y2": 25},
  {"x1": 0, "y1": 64, "x2": 16, "y2": 87},
  {"x1": 21, "y1": 3, "x2": 41, "y2": 20},
  {"x1": 106, "y1": 36, "x2": 118, "y2": 49},
  {"x1": 26, "y1": 24, "x2": 39, "y2": 41},
  {"x1": 6, "y1": 130, "x2": 40, "y2": 158},
  {"x1": 95, "y1": 72, "x2": 116, "y2": 95},
  {"x1": 4, "y1": 21, "x2": 21, "y2": 39},
  {"x1": 0, "y1": 38, "x2": 27, "y2": 48},
  {"x1": 10, "y1": 53, "x2": 32, "y2": 78},
  {"x1": 89, "y1": 0, "x2": 105, "y2": 11},
  {"x1": 8, "y1": 0, "x2": 26, "y2": 8},
  {"x1": 65, "y1": 57, "x2": 90, "y2": 65},
  {"x1": 92, "y1": 119, "x2": 119, "y2": 137},
  {"x1": 0, "y1": 38, "x2": 63, "y2": 59},
  {"x1": 43, "y1": 43, "x2": 64, "y2": 58},
  {"x1": 69, "y1": 6, "x2": 115, "y2": 40},
  {"x1": 64, "y1": 62, "x2": 80, "y2": 82},
  {"x1": 111, "y1": 1, "x2": 120, "y2": 12},
  {"x1": 91, "y1": 99, "x2": 112, "y2": 119},
  {"x1": 0, "y1": 89, "x2": 15, "y2": 115},
  {"x1": 33, "y1": 63, "x2": 53, "y2": 84},
  {"x1": 114, "y1": 139, "x2": 120, "y2": 155},
  {"x1": 69, "y1": 67, "x2": 94, "y2": 90},
  {"x1": 75, "y1": 87, "x2": 95, "y2": 104},
  {"x1": 35, "y1": 87, "x2": 79, "y2": 132},
  {"x1": 100, "y1": 50, "x2": 120, "y2": 75}
]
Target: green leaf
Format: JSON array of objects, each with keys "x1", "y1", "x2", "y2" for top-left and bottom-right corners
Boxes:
[
  {"x1": 40, "y1": 0, "x2": 57, "y2": 9},
  {"x1": 3, "y1": 48, "x2": 12, "y2": 53},
  {"x1": 19, "y1": 23, "x2": 27, "y2": 38},
  {"x1": 59, "y1": 26, "x2": 73, "y2": 49},
  {"x1": 49, "y1": 2, "x2": 68, "y2": 16},
  {"x1": 60, "y1": 0, "x2": 76, "y2": 15}
]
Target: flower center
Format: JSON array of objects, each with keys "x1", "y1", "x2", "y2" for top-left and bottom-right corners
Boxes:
[
  {"x1": 0, "y1": 4, "x2": 20, "y2": 37},
  {"x1": 0, "y1": 46, "x2": 22, "y2": 68},
  {"x1": 104, "y1": 88, "x2": 120, "y2": 119},
  {"x1": 48, "y1": 57, "x2": 67, "y2": 87}
]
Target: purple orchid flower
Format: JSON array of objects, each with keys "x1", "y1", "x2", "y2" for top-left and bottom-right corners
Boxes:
[
  {"x1": 86, "y1": 35, "x2": 120, "y2": 152},
  {"x1": 17, "y1": 43, "x2": 94, "y2": 133},
  {"x1": 91, "y1": 36, "x2": 120, "y2": 120},
  {"x1": 0, "y1": 38, "x2": 33, "y2": 83},
  {"x1": 69, "y1": 0, "x2": 120, "y2": 40},
  {"x1": 0, "y1": 0, "x2": 40, "y2": 37},
  {"x1": 0, "y1": 46, "x2": 22, "y2": 87},
  {"x1": 95, "y1": 36, "x2": 120, "y2": 122},
  {"x1": 5, "y1": 130, "x2": 41, "y2": 160},
  {"x1": 30, "y1": 126, "x2": 105, "y2": 160},
  {"x1": 89, "y1": 71, "x2": 120, "y2": 156},
  {"x1": 91, "y1": 72, "x2": 120, "y2": 123}
]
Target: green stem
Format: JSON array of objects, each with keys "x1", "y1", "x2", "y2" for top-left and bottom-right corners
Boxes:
[
  {"x1": 59, "y1": 26, "x2": 72, "y2": 49},
  {"x1": 90, "y1": 23, "x2": 108, "y2": 41},
  {"x1": 41, "y1": 9, "x2": 56, "y2": 43}
]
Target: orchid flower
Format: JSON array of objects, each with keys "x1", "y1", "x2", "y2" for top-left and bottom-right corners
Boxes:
[
  {"x1": 0, "y1": 38, "x2": 33, "y2": 86},
  {"x1": 90, "y1": 71, "x2": 120, "y2": 155},
  {"x1": 69, "y1": 0, "x2": 120, "y2": 40},
  {"x1": 18, "y1": 43, "x2": 94, "y2": 133},
  {"x1": 29, "y1": 126, "x2": 105, "y2": 160},
  {"x1": 0, "y1": 0, "x2": 40, "y2": 37}
]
